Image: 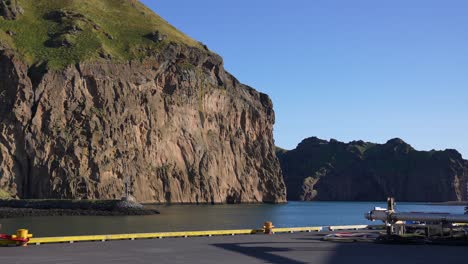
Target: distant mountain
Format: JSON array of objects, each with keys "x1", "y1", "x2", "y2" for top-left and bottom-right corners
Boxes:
[{"x1": 277, "y1": 137, "x2": 468, "y2": 202}]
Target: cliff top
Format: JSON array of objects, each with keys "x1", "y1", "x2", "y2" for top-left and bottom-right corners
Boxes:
[
  {"x1": 0, "y1": 0, "x2": 202, "y2": 69},
  {"x1": 284, "y1": 136, "x2": 465, "y2": 161}
]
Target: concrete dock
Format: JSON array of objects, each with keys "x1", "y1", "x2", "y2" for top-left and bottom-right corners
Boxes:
[{"x1": 1, "y1": 232, "x2": 467, "y2": 264}]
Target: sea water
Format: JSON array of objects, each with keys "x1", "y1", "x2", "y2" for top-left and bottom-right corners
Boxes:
[{"x1": 0, "y1": 202, "x2": 465, "y2": 236}]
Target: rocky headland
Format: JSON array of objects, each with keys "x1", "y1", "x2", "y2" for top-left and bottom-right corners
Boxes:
[
  {"x1": 277, "y1": 137, "x2": 468, "y2": 202},
  {"x1": 0, "y1": 0, "x2": 286, "y2": 203}
]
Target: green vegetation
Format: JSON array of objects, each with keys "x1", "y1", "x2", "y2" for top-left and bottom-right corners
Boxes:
[
  {"x1": 275, "y1": 146, "x2": 289, "y2": 156},
  {"x1": 0, "y1": 189, "x2": 12, "y2": 199},
  {"x1": 0, "y1": 0, "x2": 202, "y2": 69},
  {"x1": 177, "y1": 61, "x2": 196, "y2": 71},
  {"x1": 350, "y1": 141, "x2": 375, "y2": 155},
  {"x1": 90, "y1": 106, "x2": 106, "y2": 118}
]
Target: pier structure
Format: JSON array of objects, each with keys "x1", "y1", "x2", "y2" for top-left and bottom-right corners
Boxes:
[
  {"x1": 1, "y1": 228, "x2": 468, "y2": 264},
  {"x1": 3, "y1": 225, "x2": 377, "y2": 246}
]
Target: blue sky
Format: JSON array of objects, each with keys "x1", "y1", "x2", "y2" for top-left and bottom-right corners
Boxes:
[{"x1": 142, "y1": 0, "x2": 468, "y2": 158}]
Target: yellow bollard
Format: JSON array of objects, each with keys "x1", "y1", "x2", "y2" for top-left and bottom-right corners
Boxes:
[
  {"x1": 0, "y1": 229, "x2": 32, "y2": 247},
  {"x1": 263, "y1": 222, "x2": 274, "y2": 235},
  {"x1": 15, "y1": 229, "x2": 32, "y2": 247}
]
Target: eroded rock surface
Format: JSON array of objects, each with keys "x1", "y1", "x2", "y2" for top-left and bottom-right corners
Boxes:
[
  {"x1": 278, "y1": 137, "x2": 468, "y2": 202},
  {"x1": 0, "y1": 43, "x2": 286, "y2": 203}
]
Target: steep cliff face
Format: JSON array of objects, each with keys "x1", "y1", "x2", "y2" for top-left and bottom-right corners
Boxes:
[
  {"x1": 0, "y1": 0, "x2": 286, "y2": 203},
  {"x1": 278, "y1": 137, "x2": 468, "y2": 202}
]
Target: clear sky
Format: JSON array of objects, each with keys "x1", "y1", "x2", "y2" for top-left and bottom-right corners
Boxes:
[{"x1": 142, "y1": 0, "x2": 468, "y2": 158}]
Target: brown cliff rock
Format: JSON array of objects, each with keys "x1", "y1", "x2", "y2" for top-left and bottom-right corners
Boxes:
[
  {"x1": 278, "y1": 137, "x2": 468, "y2": 202},
  {"x1": 0, "y1": 39, "x2": 285, "y2": 203}
]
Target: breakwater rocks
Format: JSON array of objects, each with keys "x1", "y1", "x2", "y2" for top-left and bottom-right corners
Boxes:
[{"x1": 0, "y1": 199, "x2": 159, "y2": 218}]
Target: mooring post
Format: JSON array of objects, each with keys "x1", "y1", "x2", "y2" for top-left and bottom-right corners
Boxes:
[
  {"x1": 387, "y1": 197, "x2": 395, "y2": 211},
  {"x1": 386, "y1": 197, "x2": 395, "y2": 236}
]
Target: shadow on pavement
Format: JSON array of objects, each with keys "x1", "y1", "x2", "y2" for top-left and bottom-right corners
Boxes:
[
  {"x1": 320, "y1": 242, "x2": 468, "y2": 264},
  {"x1": 214, "y1": 237, "x2": 468, "y2": 264},
  {"x1": 212, "y1": 242, "x2": 308, "y2": 264}
]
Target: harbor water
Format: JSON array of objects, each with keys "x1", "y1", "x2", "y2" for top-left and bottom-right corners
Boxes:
[{"x1": 0, "y1": 202, "x2": 465, "y2": 236}]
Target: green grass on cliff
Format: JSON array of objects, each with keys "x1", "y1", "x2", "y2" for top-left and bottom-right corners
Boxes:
[
  {"x1": 0, "y1": 0, "x2": 201, "y2": 69},
  {"x1": 0, "y1": 189, "x2": 12, "y2": 199},
  {"x1": 275, "y1": 146, "x2": 289, "y2": 155}
]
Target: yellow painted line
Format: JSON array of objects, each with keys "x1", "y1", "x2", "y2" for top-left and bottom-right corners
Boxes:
[
  {"x1": 29, "y1": 229, "x2": 259, "y2": 244},
  {"x1": 328, "y1": 225, "x2": 372, "y2": 231},
  {"x1": 26, "y1": 225, "x2": 384, "y2": 245},
  {"x1": 274, "y1": 227, "x2": 322, "y2": 233}
]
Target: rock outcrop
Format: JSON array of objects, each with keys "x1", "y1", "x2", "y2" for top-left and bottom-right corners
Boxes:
[
  {"x1": 0, "y1": 0, "x2": 285, "y2": 203},
  {"x1": 0, "y1": 0, "x2": 23, "y2": 20},
  {"x1": 278, "y1": 137, "x2": 468, "y2": 202}
]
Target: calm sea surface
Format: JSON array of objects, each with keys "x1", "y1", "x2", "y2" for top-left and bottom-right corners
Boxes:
[{"x1": 0, "y1": 202, "x2": 465, "y2": 236}]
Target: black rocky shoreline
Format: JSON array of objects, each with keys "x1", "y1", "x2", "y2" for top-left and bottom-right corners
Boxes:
[{"x1": 0, "y1": 199, "x2": 160, "y2": 218}]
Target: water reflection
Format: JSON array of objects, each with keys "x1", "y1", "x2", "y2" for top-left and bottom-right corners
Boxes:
[{"x1": 0, "y1": 202, "x2": 464, "y2": 236}]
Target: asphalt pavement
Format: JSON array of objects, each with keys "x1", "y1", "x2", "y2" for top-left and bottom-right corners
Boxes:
[{"x1": 1, "y1": 232, "x2": 467, "y2": 264}]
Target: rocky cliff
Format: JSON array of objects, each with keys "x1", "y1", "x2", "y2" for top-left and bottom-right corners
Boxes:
[
  {"x1": 278, "y1": 137, "x2": 468, "y2": 202},
  {"x1": 0, "y1": 0, "x2": 286, "y2": 203}
]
